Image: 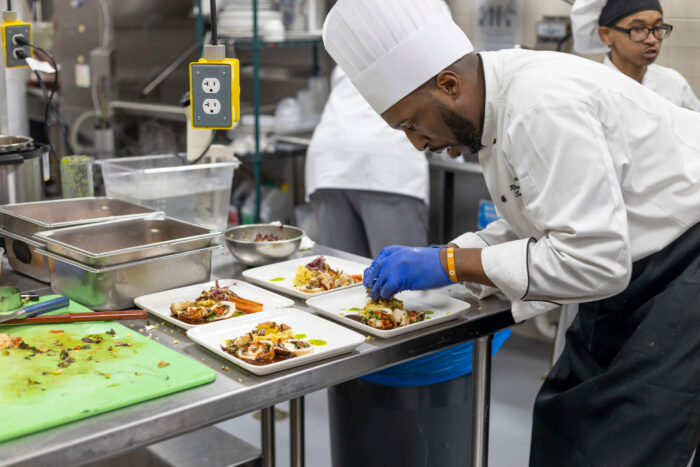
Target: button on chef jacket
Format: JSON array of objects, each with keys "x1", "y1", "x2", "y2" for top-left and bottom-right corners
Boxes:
[
  {"x1": 451, "y1": 48, "x2": 700, "y2": 323},
  {"x1": 603, "y1": 55, "x2": 700, "y2": 111},
  {"x1": 305, "y1": 67, "x2": 429, "y2": 203}
]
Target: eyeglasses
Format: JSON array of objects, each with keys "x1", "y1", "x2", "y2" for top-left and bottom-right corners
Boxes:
[{"x1": 611, "y1": 24, "x2": 673, "y2": 42}]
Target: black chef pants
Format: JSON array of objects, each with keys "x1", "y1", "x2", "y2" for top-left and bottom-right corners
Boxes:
[{"x1": 530, "y1": 223, "x2": 700, "y2": 467}]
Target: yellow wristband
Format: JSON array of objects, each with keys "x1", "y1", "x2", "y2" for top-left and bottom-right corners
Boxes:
[{"x1": 446, "y1": 248, "x2": 458, "y2": 283}]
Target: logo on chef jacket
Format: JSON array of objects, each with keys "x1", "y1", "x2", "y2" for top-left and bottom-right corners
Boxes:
[
  {"x1": 501, "y1": 177, "x2": 522, "y2": 203},
  {"x1": 509, "y1": 177, "x2": 521, "y2": 198}
]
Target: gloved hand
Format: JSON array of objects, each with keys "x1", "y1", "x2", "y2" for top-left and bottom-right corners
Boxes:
[{"x1": 363, "y1": 246, "x2": 452, "y2": 300}]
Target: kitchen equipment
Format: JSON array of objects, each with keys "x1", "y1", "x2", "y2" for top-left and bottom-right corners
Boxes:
[
  {"x1": 35, "y1": 215, "x2": 221, "y2": 267},
  {"x1": 1, "y1": 309, "x2": 148, "y2": 325},
  {"x1": 0, "y1": 228, "x2": 51, "y2": 282},
  {"x1": 0, "y1": 295, "x2": 70, "y2": 322},
  {"x1": 0, "y1": 297, "x2": 216, "y2": 443},
  {"x1": 0, "y1": 285, "x2": 21, "y2": 311},
  {"x1": 37, "y1": 245, "x2": 220, "y2": 310},
  {"x1": 0, "y1": 135, "x2": 33, "y2": 153},
  {"x1": 0, "y1": 288, "x2": 38, "y2": 311},
  {"x1": 60, "y1": 155, "x2": 95, "y2": 198},
  {"x1": 98, "y1": 154, "x2": 239, "y2": 231},
  {"x1": 0, "y1": 136, "x2": 46, "y2": 206},
  {"x1": 0, "y1": 197, "x2": 158, "y2": 238},
  {"x1": 223, "y1": 224, "x2": 304, "y2": 266}
]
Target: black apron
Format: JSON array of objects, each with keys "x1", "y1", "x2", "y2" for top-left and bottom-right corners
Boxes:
[{"x1": 530, "y1": 223, "x2": 700, "y2": 467}]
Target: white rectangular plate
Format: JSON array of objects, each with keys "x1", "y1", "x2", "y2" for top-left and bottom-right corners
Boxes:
[
  {"x1": 306, "y1": 287, "x2": 471, "y2": 338},
  {"x1": 134, "y1": 279, "x2": 295, "y2": 330},
  {"x1": 241, "y1": 255, "x2": 368, "y2": 299},
  {"x1": 186, "y1": 308, "x2": 366, "y2": 375}
]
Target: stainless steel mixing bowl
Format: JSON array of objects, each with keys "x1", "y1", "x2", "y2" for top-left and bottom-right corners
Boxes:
[{"x1": 223, "y1": 224, "x2": 304, "y2": 266}]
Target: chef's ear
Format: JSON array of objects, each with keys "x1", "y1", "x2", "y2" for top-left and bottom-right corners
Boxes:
[
  {"x1": 598, "y1": 26, "x2": 613, "y2": 47},
  {"x1": 434, "y1": 70, "x2": 460, "y2": 98}
]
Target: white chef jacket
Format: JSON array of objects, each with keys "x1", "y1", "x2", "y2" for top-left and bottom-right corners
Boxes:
[
  {"x1": 452, "y1": 49, "x2": 700, "y2": 323},
  {"x1": 305, "y1": 67, "x2": 429, "y2": 203},
  {"x1": 603, "y1": 55, "x2": 700, "y2": 112}
]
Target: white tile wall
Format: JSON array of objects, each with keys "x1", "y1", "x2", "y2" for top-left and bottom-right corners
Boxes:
[{"x1": 447, "y1": 0, "x2": 700, "y2": 96}]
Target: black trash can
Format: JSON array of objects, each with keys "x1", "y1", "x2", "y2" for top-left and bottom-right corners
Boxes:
[{"x1": 328, "y1": 374, "x2": 472, "y2": 467}]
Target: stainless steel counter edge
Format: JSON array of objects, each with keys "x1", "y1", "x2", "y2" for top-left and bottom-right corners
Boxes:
[{"x1": 0, "y1": 247, "x2": 512, "y2": 467}]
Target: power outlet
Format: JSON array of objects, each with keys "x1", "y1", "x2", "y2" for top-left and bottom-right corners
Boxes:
[
  {"x1": 203, "y1": 98, "x2": 221, "y2": 114},
  {"x1": 189, "y1": 59, "x2": 239, "y2": 129},
  {"x1": 202, "y1": 77, "x2": 220, "y2": 94},
  {"x1": 2, "y1": 23, "x2": 31, "y2": 68}
]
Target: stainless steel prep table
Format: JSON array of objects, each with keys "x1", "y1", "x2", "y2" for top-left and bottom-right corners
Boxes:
[{"x1": 0, "y1": 244, "x2": 513, "y2": 467}]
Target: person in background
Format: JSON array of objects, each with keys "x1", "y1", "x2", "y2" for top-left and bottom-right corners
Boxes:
[
  {"x1": 571, "y1": 0, "x2": 700, "y2": 111},
  {"x1": 305, "y1": 66, "x2": 429, "y2": 258},
  {"x1": 324, "y1": 0, "x2": 700, "y2": 465},
  {"x1": 554, "y1": 0, "x2": 700, "y2": 365}
]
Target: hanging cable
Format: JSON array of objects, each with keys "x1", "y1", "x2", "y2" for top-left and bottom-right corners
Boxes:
[
  {"x1": 14, "y1": 38, "x2": 75, "y2": 161},
  {"x1": 187, "y1": 130, "x2": 216, "y2": 165},
  {"x1": 210, "y1": 0, "x2": 218, "y2": 45}
]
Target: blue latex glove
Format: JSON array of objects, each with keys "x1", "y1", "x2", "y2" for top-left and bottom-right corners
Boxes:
[{"x1": 363, "y1": 246, "x2": 452, "y2": 300}]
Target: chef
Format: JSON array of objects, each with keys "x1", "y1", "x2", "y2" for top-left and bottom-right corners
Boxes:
[
  {"x1": 571, "y1": 0, "x2": 700, "y2": 111},
  {"x1": 323, "y1": 0, "x2": 700, "y2": 465}
]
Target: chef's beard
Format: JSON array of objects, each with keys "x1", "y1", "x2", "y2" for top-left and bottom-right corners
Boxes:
[{"x1": 437, "y1": 103, "x2": 484, "y2": 154}]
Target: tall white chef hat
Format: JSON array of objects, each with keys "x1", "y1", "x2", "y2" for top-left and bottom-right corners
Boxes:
[
  {"x1": 322, "y1": 0, "x2": 473, "y2": 114},
  {"x1": 571, "y1": 0, "x2": 663, "y2": 55}
]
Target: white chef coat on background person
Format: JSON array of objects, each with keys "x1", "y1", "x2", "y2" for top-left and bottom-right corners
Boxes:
[
  {"x1": 602, "y1": 55, "x2": 700, "y2": 111},
  {"x1": 305, "y1": 66, "x2": 430, "y2": 258},
  {"x1": 449, "y1": 48, "x2": 700, "y2": 323},
  {"x1": 305, "y1": 67, "x2": 429, "y2": 204},
  {"x1": 571, "y1": 0, "x2": 700, "y2": 112}
]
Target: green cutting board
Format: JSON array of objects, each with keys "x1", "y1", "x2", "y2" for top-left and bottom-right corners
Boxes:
[{"x1": 0, "y1": 296, "x2": 216, "y2": 442}]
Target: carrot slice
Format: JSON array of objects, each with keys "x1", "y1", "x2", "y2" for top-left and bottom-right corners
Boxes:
[
  {"x1": 351, "y1": 274, "x2": 363, "y2": 283},
  {"x1": 230, "y1": 296, "x2": 263, "y2": 313}
]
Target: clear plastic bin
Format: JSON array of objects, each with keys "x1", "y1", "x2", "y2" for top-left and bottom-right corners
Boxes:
[{"x1": 98, "y1": 155, "x2": 238, "y2": 231}]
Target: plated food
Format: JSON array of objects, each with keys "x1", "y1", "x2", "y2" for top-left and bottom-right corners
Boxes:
[
  {"x1": 293, "y1": 256, "x2": 362, "y2": 294},
  {"x1": 241, "y1": 255, "x2": 368, "y2": 300},
  {"x1": 169, "y1": 281, "x2": 264, "y2": 325},
  {"x1": 345, "y1": 297, "x2": 425, "y2": 330},
  {"x1": 186, "y1": 308, "x2": 366, "y2": 375},
  {"x1": 135, "y1": 279, "x2": 295, "y2": 331},
  {"x1": 220, "y1": 321, "x2": 315, "y2": 365},
  {"x1": 306, "y1": 287, "x2": 470, "y2": 338}
]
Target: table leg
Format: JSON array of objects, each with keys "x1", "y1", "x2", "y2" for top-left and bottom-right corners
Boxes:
[
  {"x1": 290, "y1": 396, "x2": 305, "y2": 467},
  {"x1": 261, "y1": 406, "x2": 275, "y2": 467},
  {"x1": 471, "y1": 334, "x2": 493, "y2": 467}
]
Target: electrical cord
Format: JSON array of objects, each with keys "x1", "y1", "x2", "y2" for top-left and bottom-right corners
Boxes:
[
  {"x1": 187, "y1": 130, "x2": 216, "y2": 165},
  {"x1": 14, "y1": 39, "x2": 75, "y2": 161},
  {"x1": 210, "y1": 0, "x2": 217, "y2": 45}
]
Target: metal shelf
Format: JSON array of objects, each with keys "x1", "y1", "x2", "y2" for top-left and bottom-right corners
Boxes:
[{"x1": 224, "y1": 34, "x2": 323, "y2": 49}]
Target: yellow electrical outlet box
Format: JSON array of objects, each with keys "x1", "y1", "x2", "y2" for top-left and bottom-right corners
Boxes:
[
  {"x1": 189, "y1": 57, "x2": 240, "y2": 130},
  {"x1": 2, "y1": 19, "x2": 32, "y2": 68}
]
